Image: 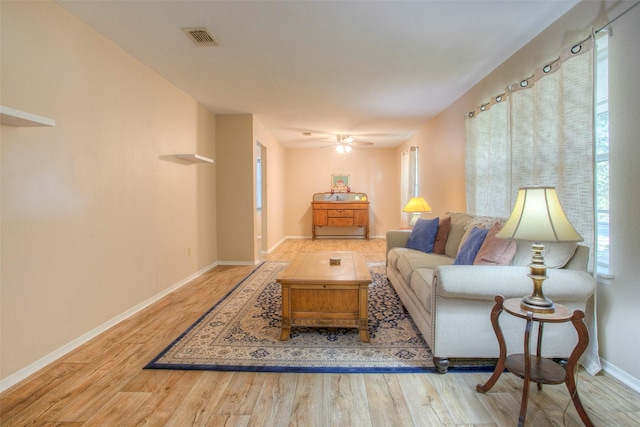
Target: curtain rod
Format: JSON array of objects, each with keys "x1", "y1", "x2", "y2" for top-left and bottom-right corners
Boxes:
[{"x1": 595, "y1": 1, "x2": 640, "y2": 33}]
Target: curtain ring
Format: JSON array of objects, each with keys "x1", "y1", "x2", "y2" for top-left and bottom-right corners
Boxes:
[
  {"x1": 571, "y1": 44, "x2": 582, "y2": 54},
  {"x1": 520, "y1": 79, "x2": 529, "y2": 88},
  {"x1": 543, "y1": 64, "x2": 552, "y2": 73}
]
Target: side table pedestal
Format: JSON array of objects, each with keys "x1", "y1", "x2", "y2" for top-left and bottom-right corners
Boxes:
[{"x1": 476, "y1": 295, "x2": 593, "y2": 427}]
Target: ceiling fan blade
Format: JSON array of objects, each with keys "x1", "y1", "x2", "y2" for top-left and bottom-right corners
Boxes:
[
  {"x1": 352, "y1": 132, "x2": 410, "y2": 137},
  {"x1": 291, "y1": 138, "x2": 333, "y2": 144}
]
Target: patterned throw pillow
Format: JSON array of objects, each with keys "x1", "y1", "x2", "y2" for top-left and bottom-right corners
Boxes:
[
  {"x1": 464, "y1": 215, "x2": 507, "y2": 231},
  {"x1": 406, "y1": 217, "x2": 440, "y2": 253},
  {"x1": 454, "y1": 227, "x2": 489, "y2": 265}
]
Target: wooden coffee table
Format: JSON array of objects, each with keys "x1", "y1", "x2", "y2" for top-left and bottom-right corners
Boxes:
[{"x1": 276, "y1": 251, "x2": 372, "y2": 342}]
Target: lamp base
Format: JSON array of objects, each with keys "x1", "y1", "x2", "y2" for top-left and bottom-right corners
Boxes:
[
  {"x1": 521, "y1": 243, "x2": 556, "y2": 314},
  {"x1": 520, "y1": 295, "x2": 555, "y2": 314},
  {"x1": 409, "y1": 213, "x2": 422, "y2": 228}
]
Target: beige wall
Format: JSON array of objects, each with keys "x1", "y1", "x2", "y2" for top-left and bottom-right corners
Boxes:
[
  {"x1": 216, "y1": 115, "x2": 288, "y2": 263},
  {"x1": 215, "y1": 115, "x2": 255, "y2": 263},
  {"x1": 284, "y1": 147, "x2": 399, "y2": 238},
  {"x1": 396, "y1": 115, "x2": 468, "y2": 219},
  {"x1": 1, "y1": 1, "x2": 217, "y2": 380}
]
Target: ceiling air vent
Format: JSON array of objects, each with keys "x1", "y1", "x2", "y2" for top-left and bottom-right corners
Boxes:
[{"x1": 182, "y1": 27, "x2": 221, "y2": 47}]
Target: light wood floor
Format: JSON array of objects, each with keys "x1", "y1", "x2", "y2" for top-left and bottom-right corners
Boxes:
[{"x1": 2, "y1": 239, "x2": 639, "y2": 426}]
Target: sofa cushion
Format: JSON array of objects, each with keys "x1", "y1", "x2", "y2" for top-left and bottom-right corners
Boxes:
[
  {"x1": 444, "y1": 212, "x2": 474, "y2": 259},
  {"x1": 406, "y1": 217, "x2": 439, "y2": 253},
  {"x1": 410, "y1": 269, "x2": 434, "y2": 314},
  {"x1": 397, "y1": 250, "x2": 453, "y2": 284},
  {"x1": 433, "y1": 216, "x2": 451, "y2": 254},
  {"x1": 454, "y1": 227, "x2": 489, "y2": 265},
  {"x1": 474, "y1": 222, "x2": 517, "y2": 266},
  {"x1": 511, "y1": 241, "x2": 578, "y2": 268},
  {"x1": 387, "y1": 247, "x2": 409, "y2": 270}
]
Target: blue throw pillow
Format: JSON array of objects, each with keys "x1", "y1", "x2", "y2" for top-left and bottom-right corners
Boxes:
[
  {"x1": 406, "y1": 217, "x2": 440, "y2": 253},
  {"x1": 454, "y1": 227, "x2": 490, "y2": 265}
]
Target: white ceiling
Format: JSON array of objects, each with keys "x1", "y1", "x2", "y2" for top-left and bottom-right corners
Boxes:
[{"x1": 56, "y1": 0, "x2": 578, "y2": 148}]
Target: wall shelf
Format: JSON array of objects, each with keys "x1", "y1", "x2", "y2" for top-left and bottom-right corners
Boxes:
[
  {"x1": 1, "y1": 105, "x2": 56, "y2": 127},
  {"x1": 175, "y1": 154, "x2": 214, "y2": 163}
]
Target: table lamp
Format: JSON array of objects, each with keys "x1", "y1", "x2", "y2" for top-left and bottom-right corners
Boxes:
[
  {"x1": 495, "y1": 187, "x2": 583, "y2": 313},
  {"x1": 403, "y1": 196, "x2": 432, "y2": 228}
]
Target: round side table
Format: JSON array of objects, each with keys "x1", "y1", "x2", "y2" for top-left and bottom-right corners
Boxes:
[{"x1": 476, "y1": 295, "x2": 593, "y2": 427}]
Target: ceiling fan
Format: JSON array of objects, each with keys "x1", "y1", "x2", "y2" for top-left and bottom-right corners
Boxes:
[
  {"x1": 289, "y1": 129, "x2": 412, "y2": 150},
  {"x1": 327, "y1": 134, "x2": 373, "y2": 153},
  {"x1": 297, "y1": 133, "x2": 374, "y2": 152}
]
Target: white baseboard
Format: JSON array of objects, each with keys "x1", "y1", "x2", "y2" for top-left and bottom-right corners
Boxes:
[
  {"x1": 217, "y1": 261, "x2": 259, "y2": 266},
  {"x1": 284, "y1": 235, "x2": 386, "y2": 240},
  {"x1": 600, "y1": 358, "x2": 640, "y2": 394},
  {"x1": 268, "y1": 236, "x2": 288, "y2": 254},
  {"x1": 0, "y1": 261, "x2": 218, "y2": 393}
]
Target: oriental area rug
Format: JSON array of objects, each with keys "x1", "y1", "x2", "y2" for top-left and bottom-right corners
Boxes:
[{"x1": 146, "y1": 261, "x2": 438, "y2": 373}]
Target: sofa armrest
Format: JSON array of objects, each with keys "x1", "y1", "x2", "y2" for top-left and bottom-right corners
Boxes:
[
  {"x1": 433, "y1": 265, "x2": 596, "y2": 302},
  {"x1": 386, "y1": 230, "x2": 411, "y2": 256}
]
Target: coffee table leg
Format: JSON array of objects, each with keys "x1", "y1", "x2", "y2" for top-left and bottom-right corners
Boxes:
[
  {"x1": 359, "y1": 324, "x2": 369, "y2": 342},
  {"x1": 280, "y1": 326, "x2": 291, "y2": 341},
  {"x1": 280, "y1": 283, "x2": 291, "y2": 341},
  {"x1": 359, "y1": 283, "x2": 369, "y2": 342}
]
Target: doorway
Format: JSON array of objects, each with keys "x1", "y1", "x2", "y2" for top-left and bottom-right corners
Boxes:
[{"x1": 256, "y1": 142, "x2": 268, "y2": 256}]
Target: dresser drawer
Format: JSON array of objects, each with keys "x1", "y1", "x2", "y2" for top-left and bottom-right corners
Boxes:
[
  {"x1": 328, "y1": 217, "x2": 354, "y2": 227},
  {"x1": 328, "y1": 209, "x2": 353, "y2": 218}
]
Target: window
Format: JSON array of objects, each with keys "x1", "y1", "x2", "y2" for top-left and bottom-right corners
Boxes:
[
  {"x1": 465, "y1": 37, "x2": 596, "y2": 268},
  {"x1": 595, "y1": 34, "x2": 610, "y2": 276},
  {"x1": 400, "y1": 146, "x2": 419, "y2": 227}
]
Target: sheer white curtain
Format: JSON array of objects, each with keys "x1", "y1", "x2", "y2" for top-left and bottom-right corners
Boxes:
[
  {"x1": 400, "y1": 146, "x2": 418, "y2": 228},
  {"x1": 465, "y1": 37, "x2": 595, "y2": 260},
  {"x1": 509, "y1": 40, "x2": 595, "y2": 260},
  {"x1": 465, "y1": 97, "x2": 510, "y2": 217}
]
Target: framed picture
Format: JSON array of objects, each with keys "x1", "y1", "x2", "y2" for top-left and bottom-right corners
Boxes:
[{"x1": 331, "y1": 175, "x2": 350, "y2": 192}]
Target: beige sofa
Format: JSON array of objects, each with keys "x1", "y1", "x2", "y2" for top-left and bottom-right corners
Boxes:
[{"x1": 386, "y1": 212, "x2": 598, "y2": 374}]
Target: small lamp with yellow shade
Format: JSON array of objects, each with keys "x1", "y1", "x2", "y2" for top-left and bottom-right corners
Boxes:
[{"x1": 403, "y1": 197, "x2": 432, "y2": 228}]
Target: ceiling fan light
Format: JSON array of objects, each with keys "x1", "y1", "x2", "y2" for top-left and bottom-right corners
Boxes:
[
  {"x1": 336, "y1": 145, "x2": 345, "y2": 153},
  {"x1": 344, "y1": 136, "x2": 354, "y2": 143},
  {"x1": 345, "y1": 145, "x2": 352, "y2": 153}
]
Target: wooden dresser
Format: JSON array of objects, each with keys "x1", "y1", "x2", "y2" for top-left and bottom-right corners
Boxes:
[{"x1": 311, "y1": 192, "x2": 369, "y2": 240}]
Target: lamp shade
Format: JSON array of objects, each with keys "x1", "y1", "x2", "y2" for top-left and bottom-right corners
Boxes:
[
  {"x1": 496, "y1": 187, "x2": 583, "y2": 243},
  {"x1": 403, "y1": 197, "x2": 432, "y2": 213}
]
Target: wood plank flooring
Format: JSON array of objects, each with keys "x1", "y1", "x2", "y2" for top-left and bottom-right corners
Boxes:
[{"x1": 2, "y1": 238, "x2": 639, "y2": 426}]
